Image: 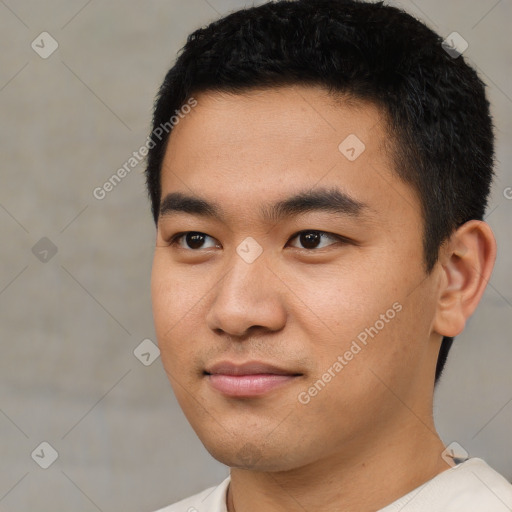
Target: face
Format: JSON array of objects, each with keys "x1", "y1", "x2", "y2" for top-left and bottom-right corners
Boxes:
[{"x1": 151, "y1": 85, "x2": 443, "y2": 471}]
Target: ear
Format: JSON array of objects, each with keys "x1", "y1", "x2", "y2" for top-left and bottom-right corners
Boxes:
[{"x1": 433, "y1": 220, "x2": 497, "y2": 338}]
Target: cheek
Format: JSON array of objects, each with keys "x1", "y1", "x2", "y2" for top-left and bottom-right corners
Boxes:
[
  {"x1": 286, "y1": 262, "x2": 396, "y2": 338},
  {"x1": 150, "y1": 253, "x2": 208, "y2": 368},
  {"x1": 151, "y1": 251, "x2": 207, "y2": 327},
  {"x1": 286, "y1": 262, "x2": 417, "y2": 384}
]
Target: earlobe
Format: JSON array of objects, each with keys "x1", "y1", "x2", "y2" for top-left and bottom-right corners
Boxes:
[{"x1": 433, "y1": 220, "x2": 497, "y2": 338}]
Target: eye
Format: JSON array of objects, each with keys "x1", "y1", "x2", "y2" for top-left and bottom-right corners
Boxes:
[
  {"x1": 287, "y1": 230, "x2": 344, "y2": 250},
  {"x1": 170, "y1": 231, "x2": 219, "y2": 250},
  {"x1": 168, "y1": 230, "x2": 347, "y2": 251}
]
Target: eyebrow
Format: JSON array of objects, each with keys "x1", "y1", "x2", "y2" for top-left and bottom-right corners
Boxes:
[{"x1": 159, "y1": 187, "x2": 368, "y2": 224}]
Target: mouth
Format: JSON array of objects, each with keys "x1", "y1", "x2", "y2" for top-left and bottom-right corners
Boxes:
[{"x1": 204, "y1": 361, "x2": 303, "y2": 397}]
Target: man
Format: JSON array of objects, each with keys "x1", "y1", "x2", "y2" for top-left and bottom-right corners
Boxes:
[{"x1": 145, "y1": 1, "x2": 512, "y2": 510}]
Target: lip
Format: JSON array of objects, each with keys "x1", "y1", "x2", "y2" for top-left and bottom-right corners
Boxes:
[
  {"x1": 205, "y1": 360, "x2": 301, "y2": 376},
  {"x1": 204, "y1": 360, "x2": 302, "y2": 397}
]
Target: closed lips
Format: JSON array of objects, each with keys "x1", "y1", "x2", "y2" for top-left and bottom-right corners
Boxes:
[{"x1": 204, "y1": 361, "x2": 302, "y2": 376}]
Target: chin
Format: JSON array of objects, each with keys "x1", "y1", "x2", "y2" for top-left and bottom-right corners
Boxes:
[{"x1": 201, "y1": 437, "x2": 305, "y2": 472}]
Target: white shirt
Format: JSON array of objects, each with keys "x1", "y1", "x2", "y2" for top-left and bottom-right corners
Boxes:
[{"x1": 153, "y1": 458, "x2": 512, "y2": 511}]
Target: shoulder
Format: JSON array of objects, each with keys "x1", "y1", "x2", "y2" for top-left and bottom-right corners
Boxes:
[
  {"x1": 382, "y1": 458, "x2": 512, "y2": 511},
  {"x1": 152, "y1": 476, "x2": 231, "y2": 512},
  {"x1": 453, "y1": 458, "x2": 512, "y2": 508}
]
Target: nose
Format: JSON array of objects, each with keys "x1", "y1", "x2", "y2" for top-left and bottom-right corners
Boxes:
[{"x1": 205, "y1": 251, "x2": 287, "y2": 339}]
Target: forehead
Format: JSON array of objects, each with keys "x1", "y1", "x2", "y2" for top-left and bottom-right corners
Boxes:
[
  {"x1": 168, "y1": 85, "x2": 385, "y2": 153},
  {"x1": 160, "y1": 85, "x2": 420, "y2": 226}
]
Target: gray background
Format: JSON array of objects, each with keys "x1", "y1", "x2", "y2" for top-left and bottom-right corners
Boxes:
[{"x1": 0, "y1": 0, "x2": 511, "y2": 511}]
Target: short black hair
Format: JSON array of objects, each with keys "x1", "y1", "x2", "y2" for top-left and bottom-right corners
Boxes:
[{"x1": 145, "y1": 0, "x2": 494, "y2": 385}]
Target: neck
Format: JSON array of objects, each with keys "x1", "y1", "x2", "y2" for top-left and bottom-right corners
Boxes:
[{"x1": 226, "y1": 416, "x2": 448, "y2": 512}]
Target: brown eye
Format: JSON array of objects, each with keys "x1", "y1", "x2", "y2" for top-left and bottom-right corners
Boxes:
[
  {"x1": 288, "y1": 230, "x2": 342, "y2": 250},
  {"x1": 171, "y1": 232, "x2": 219, "y2": 250}
]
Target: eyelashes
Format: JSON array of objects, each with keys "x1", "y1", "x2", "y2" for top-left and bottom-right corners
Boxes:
[{"x1": 168, "y1": 230, "x2": 349, "y2": 251}]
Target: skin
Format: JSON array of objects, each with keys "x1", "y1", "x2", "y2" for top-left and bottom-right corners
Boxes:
[{"x1": 151, "y1": 85, "x2": 496, "y2": 512}]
